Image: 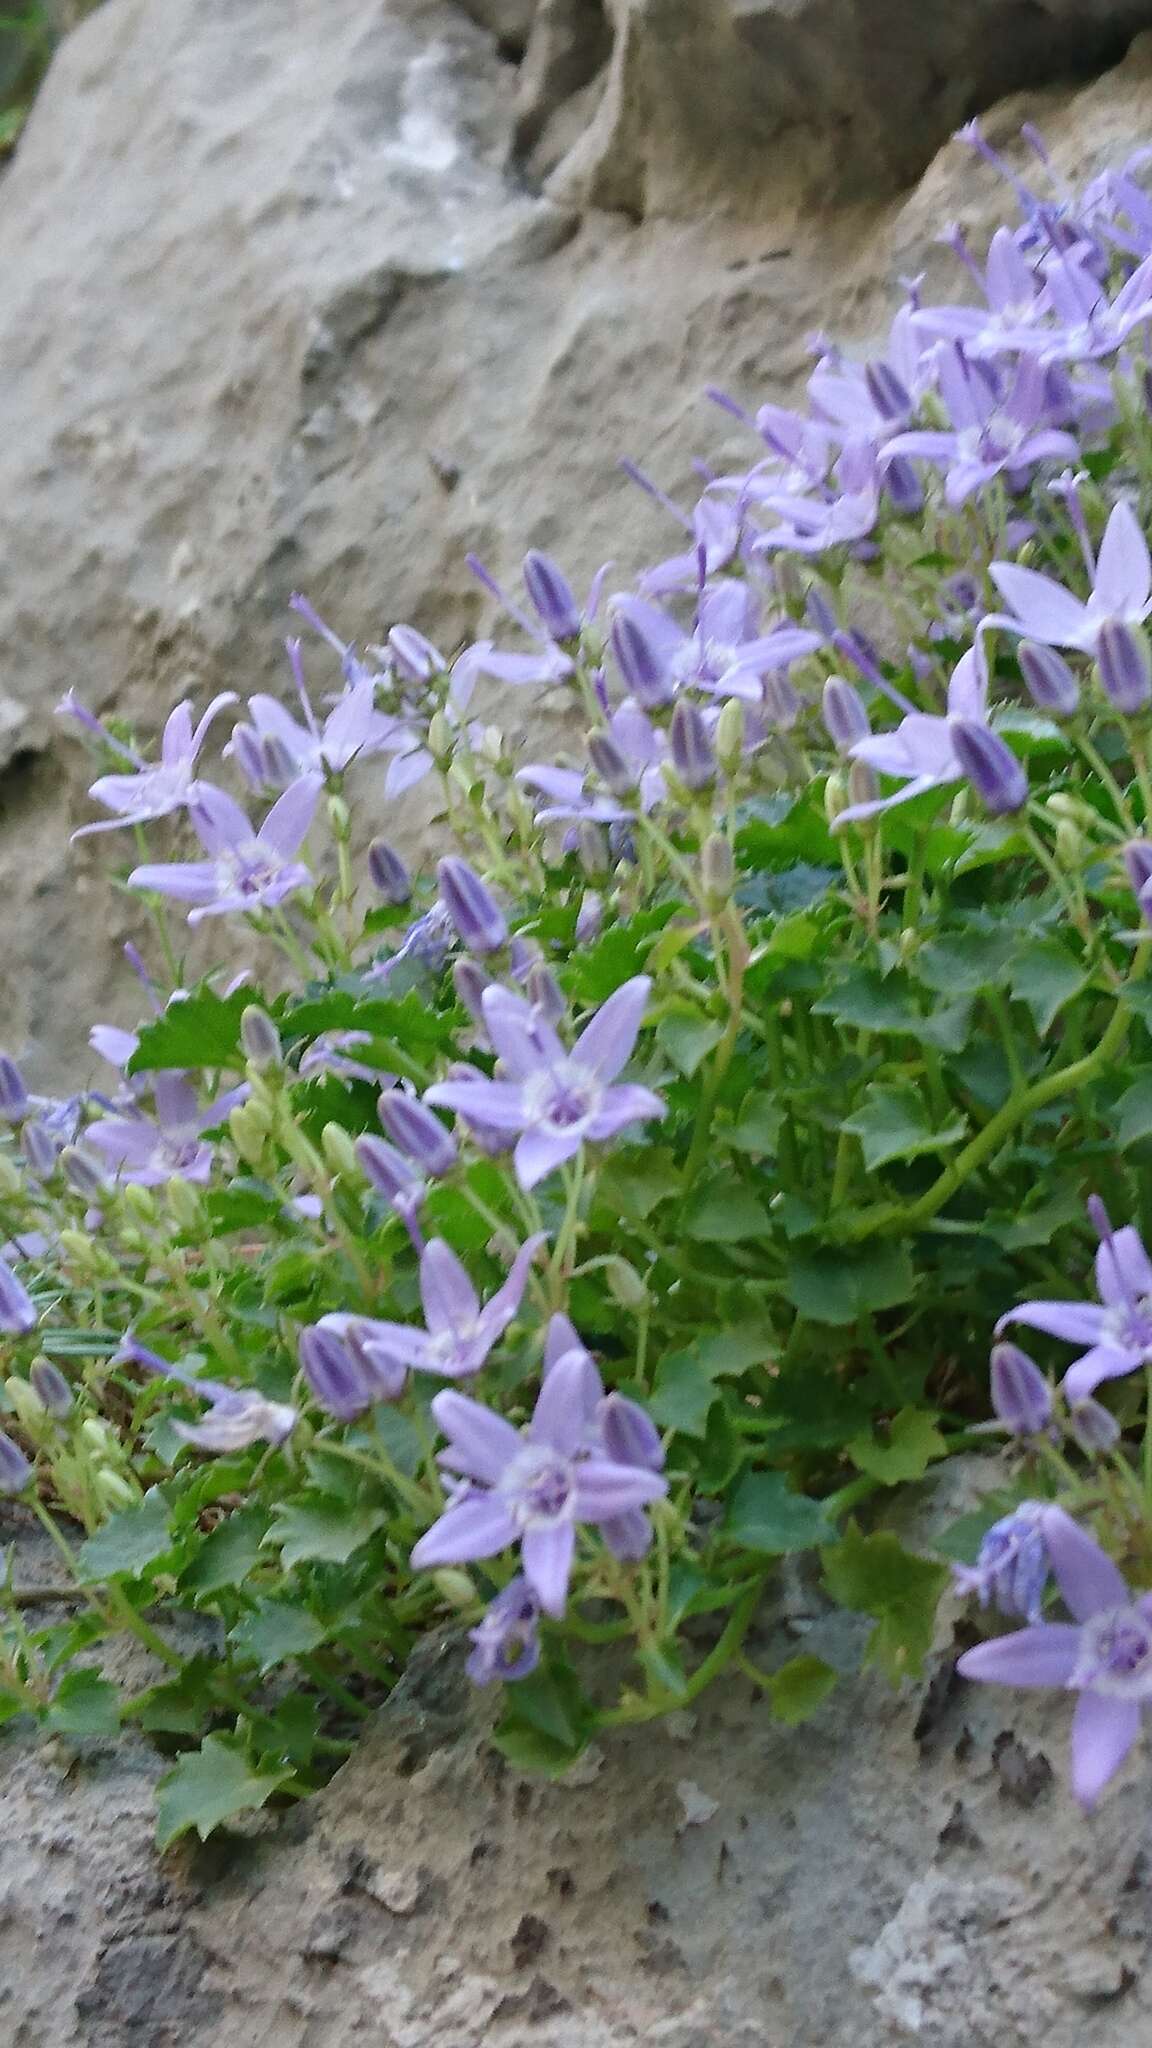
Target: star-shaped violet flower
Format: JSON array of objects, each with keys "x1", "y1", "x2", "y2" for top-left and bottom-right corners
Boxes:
[
  {"x1": 120, "y1": 1337, "x2": 297, "y2": 1454},
  {"x1": 410, "y1": 1356, "x2": 667, "y2": 1615},
  {"x1": 84, "y1": 1072, "x2": 247, "y2": 1187},
  {"x1": 316, "y1": 1232, "x2": 546, "y2": 1383},
  {"x1": 985, "y1": 498, "x2": 1151, "y2": 657},
  {"x1": 425, "y1": 976, "x2": 665, "y2": 1190},
  {"x1": 995, "y1": 1199, "x2": 1152, "y2": 1402},
  {"x1": 834, "y1": 645, "x2": 988, "y2": 827},
  {"x1": 958, "y1": 1506, "x2": 1152, "y2": 1808},
  {"x1": 71, "y1": 693, "x2": 238, "y2": 838},
  {"x1": 128, "y1": 776, "x2": 320, "y2": 923}
]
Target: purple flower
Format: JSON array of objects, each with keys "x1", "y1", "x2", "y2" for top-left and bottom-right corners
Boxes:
[
  {"x1": 298, "y1": 1324, "x2": 378, "y2": 1420},
  {"x1": 437, "y1": 857, "x2": 507, "y2": 957},
  {"x1": 989, "y1": 1341, "x2": 1052, "y2": 1437},
  {"x1": 835, "y1": 646, "x2": 988, "y2": 827},
  {"x1": 121, "y1": 1337, "x2": 297, "y2": 1453},
  {"x1": 411, "y1": 1357, "x2": 667, "y2": 1615},
  {"x1": 882, "y1": 346, "x2": 1077, "y2": 507},
  {"x1": 0, "y1": 1431, "x2": 32, "y2": 1495},
  {"x1": 996, "y1": 1199, "x2": 1152, "y2": 1402},
  {"x1": 913, "y1": 225, "x2": 1050, "y2": 355},
  {"x1": 986, "y1": 499, "x2": 1151, "y2": 658},
  {"x1": 317, "y1": 1233, "x2": 545, "y2": 1383},
  {"x1": 377, "y1": 1091, "x2": 458, "y2": 1177},
  {"x1": 519, "y1": 704, "x2": 668, "y2": 828},
  {"x1": 228, "y1": 662, "x2": 405, "y2": 788},
  {"x1": 297, "y1": 1030, "x2": 378, "y2": 1085},
  {"x1": 0, "y1": 1254, "x2": 37, "y2": 1335},
  {"x1": 129, "y1": 777, "x2": 320, "y2": 923},
  {"x1": 85, "y1": 1072, "x2": 246, "y2": 1187},
  {"x1": 953, "y1": 1501, "x2": 1051, "y2": 1624},
  {"x1": 0, "y1": 1055, "x2": 28, "y2": 1120},
  {"x1": 426, "y1": 977, "x2": 664, "y2": 1190},
  {"x1": 950, "y1": 719, "x2": 1028, "y2": 815},
  {"x1": 71, "y1": 693, "x2": 237, "y2": 838},
  {"x1": 466, "y1": 1575, "x2": 542, "y2": 1684},
  {"x1": 752, "y1": 439, "x2": 880, "y2": 557},
  {"x1": 958, "y1": 1506, "x2": 1152, "y2": 1808}
]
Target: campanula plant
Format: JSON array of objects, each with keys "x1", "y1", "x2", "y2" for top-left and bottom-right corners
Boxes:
[{"x1": 10, "y1": 126, "x2": 1152, "y2": 1835}]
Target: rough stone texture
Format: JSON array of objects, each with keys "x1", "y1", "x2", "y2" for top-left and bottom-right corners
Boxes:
[
  {"x1": 4, "y1": 1, "x2": 1152, "y2": 1081},
  {"x1": 4, "y1": 1563, "x2": 1152, "y2": 2048}
]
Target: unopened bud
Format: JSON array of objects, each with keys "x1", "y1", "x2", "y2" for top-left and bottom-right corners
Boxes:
[
  {"x1": 20, "y1": 1119, "x2": 58, "y2": 1180},
  {"x1": 575, "y1": 891, "x2": 603, "y2": 945},
  {"x1": 166, "y1": 1177, "x2": 203, "y2": 1234},
  {"x1": 0, "y1": 1055, "x2": 28, "y2": 1121},
  {"x1": 427, "y1": 711, "x2": 453, "y2": 762},
  {"x1": 81, "y1": 1418, "x2": 119, "y2": 1457},
  {"x1": 990, "y1": 1342, "x2": 1052, "y2": 1437},
  {"x1": 321, "y1": 1122, "x2": 361, "y2": 1180},
  {"x1": 0, "y1": 1254, "x2": 36, "y2": 1335},
  {"x1": 298, "y1": 1324, "x2": 373, "y2": 1421},
  {"x1": 1068, "y1": 1397, "x2": 1121, "y2": 1455},
  {"x1": 714, "y1": 698, "x2": 746, "y2": 775},
  {"x1": 824, "y1": 770, "x2": 848, "y2": 824},
  {"x1": 526, "y1": 963, "x2": 566, "y2": 1026},
  {"x1": 669, "y1": 700, "x2": 716, "y2": 792},
  {"x1": 701, "y1": 832, "x2": 734, "y2": 906},
  {"x1": 230, "y1": 1103, "x2": 269, "y2": 1167},
  {"x1": 93, "y1": 1469, "x2": 137, "y2": 1512},
  {"x1": 1097, "y1": 619, "x2": 1152, "y2": 714},
  {"x1": 523, "y1": 550, "x2": 582, "y2": 641},
  {"x1": 452, "y1": 956, "x2": 492, "y2": 1029},
  {"x1": 762, "y1": 673, "x2": 800, "y2": 729},
  {"x1": 58, "y1": 1228, "x2": 100, "y2": 1269},
  {"x1": 588, "y1": 730, "x2": 637, "y2": 800},
  {"x1": 883, "y1": 454, "x2": 923, "y2": 516},
  {"x1": 29, "y1": 1357, "x2": 72, "y2": 1420},
  {"x1": 848, "y1": 759, "x2": 879, "y2": 812},
  {"x1": 367, "y1": 839, "x2": 411, "y2": 905},
  {"x1": 0, "y1": 1430, "x2": 31, "y2": 1495},
  {"x1": 326, "y1": 793, "x2": 351, "y2": 838},
  {"x1": 0, "y1": 1153, "x2": 21, "y2": 1197},
  {"x1": 377, "y1": 1093, "x2": 457, "y2": 1178},
  {"x1": 599, "y1": 1391, "x2": 664, "y2": 1470},
  {"x1": 822, "y1": 676, "x2": 870, "y2": 753},
  {"x1": 609, "y1": 607, "x2": 673, "y2": 709},
  {"x1": 951, "y1": 721, "x2": 1028, "y2": 816},
  {"x1": 576, "y1": 819, "x2": 609, "y2": 877},
  {"x1": 240, "y1": 1005, "x2": 281, "y2": 1068},
  {"x1": 355, "y1": 1133, "x2": 425, "y2": 1208},
  {"x1": 5, "y1": 1377, "x2": 46, "y2": 1429},
  {"x1": 603, "y1": 1256, "x2": 648, "y2": 1310},
  {"x1": 438, "y1": 856, "x2": 507, "y2": 956},
  {"x1": 123, "y1": 1184, "x2": 157, "y2": 1224},
  {"x1": 1019, "y1": 640, "x2": 1080, "y2": 718},
  {"x1": 59, "y1": 1146, "x2": 106, "y2": 1199},
  {"x1": 432, "y1": 1568, "x2": 478, "y2": 1610}
]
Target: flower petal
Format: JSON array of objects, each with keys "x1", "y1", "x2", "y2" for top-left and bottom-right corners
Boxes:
[
  {"x1": 573, "y1": 1458, "x2": 667, "y2": 1519},
  {"x1": 957, "y1": 1622, "x2": 1081, "y2": 1688},
  {"x1": 521, "y1": 1520, "x2": 575, "y2": 1617},
  {"x1": 994, "y1": 1300, "x2": 1106, "y2": 1347},
  {"x1": 482, "y1": 986, "x2": 565, "y2": 1079},
  {"x1": 1070, "y1": 1691, "x2": 1141, "y2": 1809},
  {"x1": 410, "y1": 1495, "x2": 516, "y2": 1568},
  {"x1": 1062, "y1": 1344, "x2": 1141, "y2": 1402},
  {"x1": 514, "y1": 1126, "x2": 581, "y2": 1189},
  {"x1": 430, "y1": 1390, "x2": 521, "y2": 1483},
  {"x1": 988, "y1": 561, "x2": 1092, "y2": 646},
  {"x1": 424, "y1": 1079, "x2": 528, "y2": 1132},
  {"x1": 572, "y1": 977, "x2": 652, "y2": 1083},
  {"x1": 586, "y1": 1084, "x2": 667, "y2": 1140},
  {"x1": 419, "y1": 1238, "x2": 480, "y2": 1340},
  {"x1": 528, "y1": 1353, "x2": 597, "y2": 1458},
  {"x1": 475, "y1": 1233, "x2": 547, "y2": 1348},
  {"x1": 1092, "y1": 500, "x2": 1151, "y2": 620},
  {"x1": 1042, "y1": 1504, "x2": 1130, "y2": 1620},
  {"x1": 259, "y1": 774, "x2": 322, "y2": 857},
  {"x1": 1095, "y1": 1224, "x2": 1152, "y2": 1308}
]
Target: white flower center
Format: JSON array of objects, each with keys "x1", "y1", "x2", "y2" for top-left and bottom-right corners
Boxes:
[
  {"x1": 522, "y1": 1061, "x2": 600, "y2": 1138},
  {"x1": 500, "y1": 1443, "x2": 576, "y2": 1529},
  {"x1": 1072, "y1": 1605, "x2": 1152, "y2": 1699}
]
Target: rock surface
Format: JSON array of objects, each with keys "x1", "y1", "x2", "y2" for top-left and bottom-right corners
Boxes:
[
  {"x1": 3, "y1": 1576, "x2": 1152, "y2": 2047},
  {"x1": 4, "y1": 1, "x2": 1152, "y2": 1079}
]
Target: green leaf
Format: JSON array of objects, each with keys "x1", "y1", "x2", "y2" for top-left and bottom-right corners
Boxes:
[
  {"x1": 812, "y1": 970, "x2": 971, "y2": 1051},
  {"x1": 724, "y1": 1471, "x2": 833, "y2": 1554},
  {"x1": 155, "y1": 1735, "x2": 291, "y2": 1848},
  {"x1": 649, "y1": 1352, "x2": 721, "y2": 1437},
  {"x1": 847, "y1": 1408, "x2": 947, "y2": 1485},
  {"x1": 1116, "y1": 1074, "x2": 1152, "y2": 1149},
  {"x1": 180, "y1": 1509, "x2": 267, "y2": 1599},
  {"x1": 595, "y1": 1150, "x2": 681, "y2": 1222},
  {"x1": 725, "y1": 1095, "x2": 783, "y2": 1157},
  {"x1": 47, "y1": 1670, "x2": 121, "y2": 1740},
  {"x1": 684, "y1": 1183, "x2": 771, "y2": 1243},
  {"x1": 128, "y1": 988, "x2": 251, "y2": 1073},
  {"x1": 737, "y1": 864, "x2": 838, "y2": 917},
  {"x1": 131, "y1": 1656, "x2": 223, "y2": 1735},
  {"x1": 784, "y1": 1242, "x2": 915, "y2": 1324},
  {"x1": 491, "y1": 1661, "x2": 594, "y2": 1776},
  {"x1": 1009, "y1": 939, "x2": 1087, "y2": 1035},
  {"x1": 656, "y1": 1004, "x2": 724, "y2": 1079},
  {"x1": 765, "y1": 1654, "x2": 837, "y2": 1725},
  {"x1": 841, "y1": 1085, "x2": 966, "y2": 1172},
  {"x1": 821, "y1": 1524, "x2": 948, "y2": 1682},
  {"x1": 264, "y1": 1498, "x2": 387, "y2": 1570},
  {"x1": 77, "y1": 1489, "x2": 176, "y2": 1582},
  {"x1": 913, "y1": 928, "x2": 1016, "y2": 996},
  {"x1": 229, "y1": 1600, "x2": 328, "y2": 1673}
]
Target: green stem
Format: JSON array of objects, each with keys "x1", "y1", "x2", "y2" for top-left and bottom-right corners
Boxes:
[{"x1": 597, "y1": 1579, "x2": 764, "y2": 1727}]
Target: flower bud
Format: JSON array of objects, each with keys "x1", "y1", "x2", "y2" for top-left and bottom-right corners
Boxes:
[
  {"x1": 714, "y1": 697, "x2": 746, "y2": 776},
  {"x1": 30, "y1": 1358, "x2": 72, "y2": 1420},
  {"x1": 523, "y1": 550, "x2": 581, "y2": 641},
  {"x1": 298, "y1": 1324, "x2": 373, "y2": 1421},
  {"x1": 701, "y1": 832, "x2": 734, "y2": 907},
  {"x1": 669, "y1": 700, "x2": 716, "y2": 793},
  {"x1": 326, "y1": 795, "x2": 352, "y2": 840},
  {"x1": 824, "y1": 770, "x2": 847, "y2": 824},
  {"x1": 588, "y1": 730, "x2": 637, "y2": 800},
  {"x1": 864, "y1": 358, "x2": 910, "y2": 423},
  {"x1": 123, "y1": 1183, "x2": 157, "y2": 1224},
  {"x1": 1124, "y1": 839, "x2": 1152, "y2": 909},
  {"x1": 58, "y1": 1147, "x2": 104, "y2": 1201},
  {"x1": 377, "y1": 1092, "x2": 457, "y2": 1178},
  {"x1": 1019, "y1": 640, "x2": 1080, "y2": 718},
  {"x1": 0, "y1": 1152, "x2": 22, "y2": 1198},
  {"x1": 20, "y1": 1119, "x2": 58, "y2": 1180},
  {"x1": 883, "y1": 454, "x2": 923, "y2": 516},
  {"x1": 822, "y1": 676, "x2": 870, "y2": 754},
  {"x1": 230, "y1": 1102, "x2": 269, "y2": 1168},
  {"x1": 452, "y1": 957, "x2": 492, "y2": 1029},
  {"x1": 93, "y1": 1469, "x2": 137, "y2": 1511},
  {"x1": 318, "y1": 1122, "x2": 359, "y2": 1180},
  {"x1": 241, "y1": 1005, "x2": 281, "y2": 1068},
  {"x1": 437, "y1": 857, "x2": 507, "y2": 957},
  {"x1": 355, "y1": 1133, "x2": 425, "y2": 1209},
  {"x1": 523, "y1": 963, "x2": 564, "y2": 1027},
  {"x1": 848, "y1": 759, "x2": 879, "y2": 811},
  {"x1": 1068, "y1": 1397, "x2": 1121, "y2": 1455},
  {"x1": 0, "y1": 1055, "x2": 28, "y2": 1121},
  {"x1": 575, "y1": 891, "x2": 603, "y2": 945},
  {"x1": 6, "y1": 1376, "x2": 46, "y2": 1429},
  {"x1": 990, "y1": 1342, "x2": 1052, "y2": 1437},
  {"x1": 0, "y1": 1254, "x2": 36, "y2": 1336},
  {"x1": 1096, "y1": 619, "x2": 1152, "y2": 714},
  {"x1": 367, "y1": 839, "x2": 411, "y2": 906},
  {"x1": 427, "y1": 711, "x2": 453, "y2": 763},
  {"x1": 166, "y1": 1177, "x2": 203, "y2": 1234},
  {"x1": 576, "y1": 820, "x2": 609, "y2": 878},
  {"x1": 599, "y1": 1391, "x2": 664, "y2": 1470},
  {"x1": 603, "y1": 1256, "x2": 648, "y2": 1310},
  {"x1": 338, "y1": 1317, "x2": 408, "y2": 1401},
  {"x1": 610, "y1": 609, "x2": 673, "y2": 708},
  {"x1": 950, "y1": 720, "x2": 1028, "y2": 815},
  {"x1": 81, "y1": 1418, "x2": 119, "y2": 1457},
  {"x1": 432, "y1": 1567, "x2": 478, "y2": 1610},
  {"x1": 388, "y1": 623, "x2": 445, "y2": 683},
  {"x1": 0, "y1": 1429, "x2": 31, "y2": 1495},
  {"x1": 762, "y1": 673, "x2": 800, "y2": 729}
]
